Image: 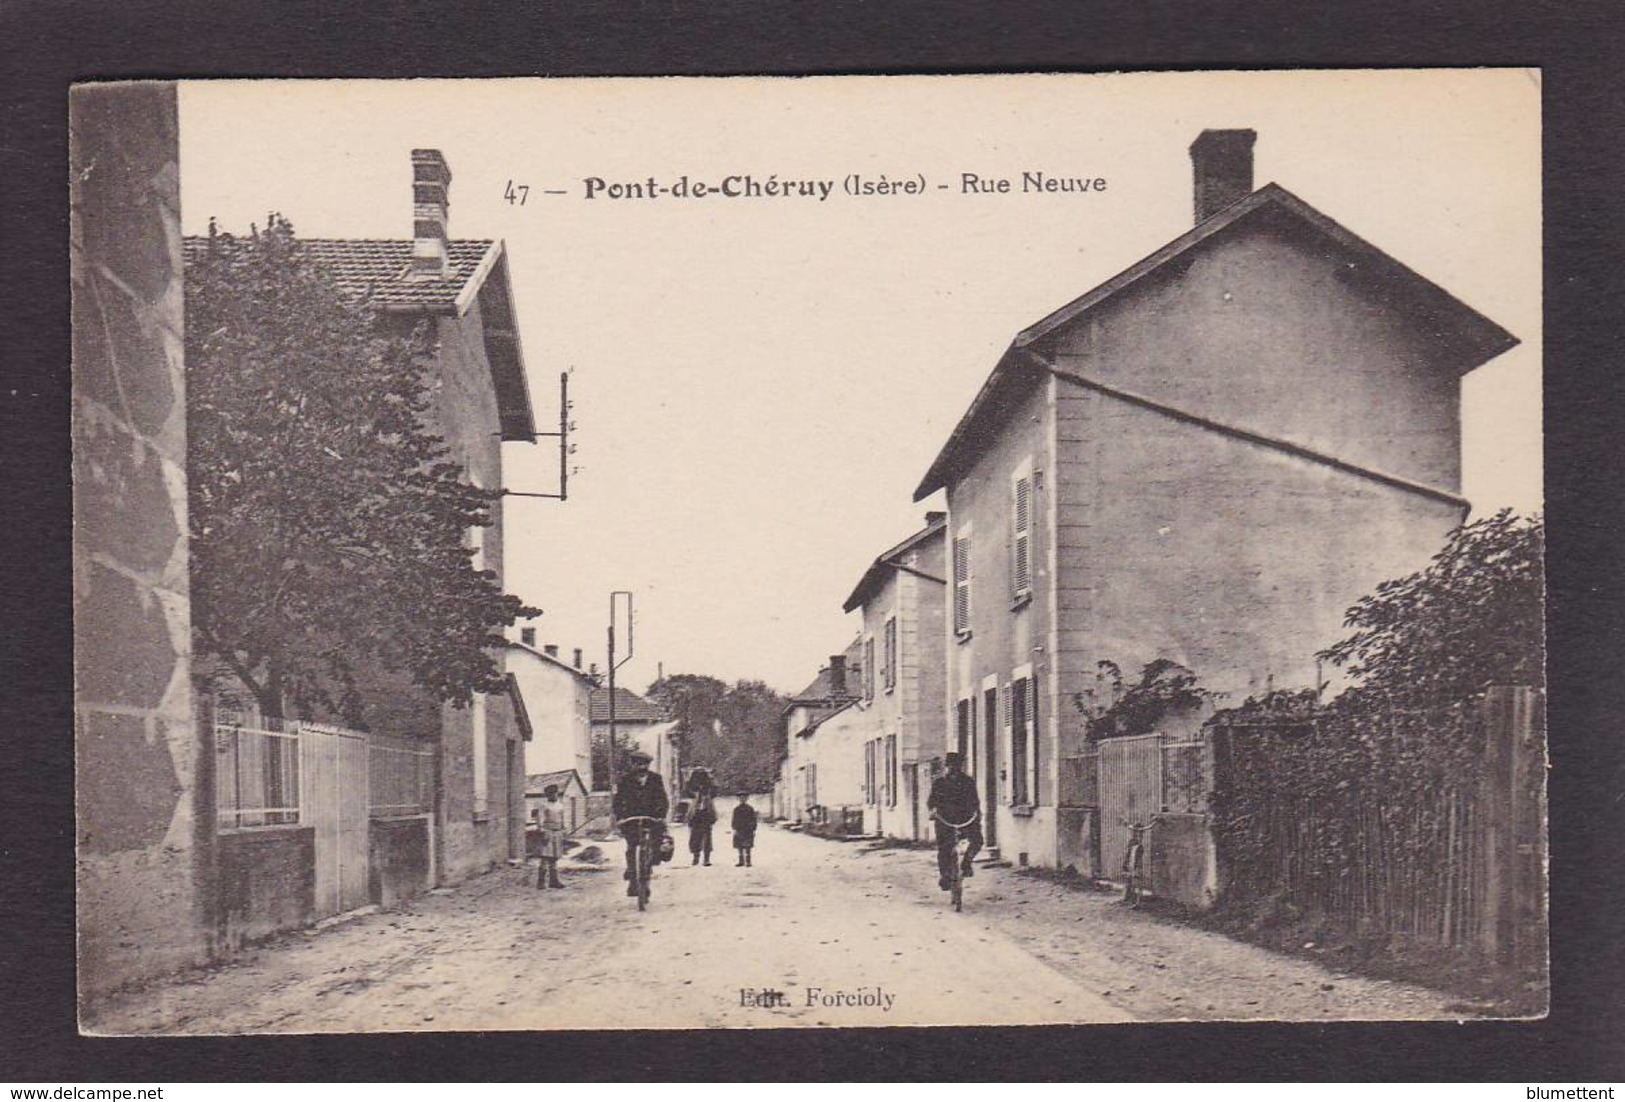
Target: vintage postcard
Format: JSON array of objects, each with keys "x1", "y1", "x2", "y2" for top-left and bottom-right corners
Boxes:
[{"x1": 71, "y1": 70, "x2": 1543, "y2": 1033}]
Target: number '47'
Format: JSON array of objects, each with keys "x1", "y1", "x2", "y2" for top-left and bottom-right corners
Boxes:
[{"x1": 504, "y1": 180, "x2": 529, "y2": 205}]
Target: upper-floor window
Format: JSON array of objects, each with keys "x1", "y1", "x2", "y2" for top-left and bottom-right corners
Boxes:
[
  {"x1": 862, "y1": 637, "x2": 876, "y2": 701},
  {"x1": 1011, "y1": 462, "x2": 1032, "y2": 603},
  {"x1": 882, "y1": 617, "x2": 898, "y2": 692},
  {"x1": 953, "y1": 525, "x2": 973, "y2": 637}
]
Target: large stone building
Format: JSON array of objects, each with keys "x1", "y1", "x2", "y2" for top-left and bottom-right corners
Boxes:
[
  {"x1": 913, "y1": 130, "x2": 1519, "y2": 870},
  {"x1": 73, "y1": 82, "x2": 211, "y2": 1000}
]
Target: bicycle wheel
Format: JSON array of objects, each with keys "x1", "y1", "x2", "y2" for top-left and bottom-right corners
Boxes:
[
  {"x1": 951, "y1": 867, "x2": 963, "y2": 912},
  {"x1": 637, "y1": 839, "x2": 652, "y2": 910}
]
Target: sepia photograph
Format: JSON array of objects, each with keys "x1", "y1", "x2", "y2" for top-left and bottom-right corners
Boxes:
[{"x1": 70, "y1": 70, "x2": 1543, "y2": 1034}]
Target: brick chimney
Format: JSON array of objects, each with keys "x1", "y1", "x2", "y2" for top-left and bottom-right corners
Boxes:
[
  {"x1": 1190, "y1": 129, "x2": 1256, "y2": 225},
  {"x1": 925, "y1": 510, "x2": 946, "y2": 525},
  {"x1": 544, "y1": 644, "x2": 560, "y2": 658},
  {"x1": 827, "y1": 655, "x2": 847, "y2": 696},
  {"x1": 520, "y1": 626, "x2": 536, "y2": 648},
  {"x1": 409, "y1": 148, "x2": 452, "y2": 280},
  {"x1": 573, "y1": 648, "x2": 583, "y2": 670}
]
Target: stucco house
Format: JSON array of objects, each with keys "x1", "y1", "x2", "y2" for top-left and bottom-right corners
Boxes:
[
  {"x1": 589, "y1": 685, "x2": 674, "y2": 792},
  {"x1": 913, "y1": 130, "x2": 1518, "y2": 873},
  {"x1": 840, "y1": 512, "x2": 950, "y2": 839},
  {"x1": 507, "y1": 629, "x2": 595, "y2": 787},
  {"x1": 778, "y1": 644, "x2": 864, "y2": 828}
]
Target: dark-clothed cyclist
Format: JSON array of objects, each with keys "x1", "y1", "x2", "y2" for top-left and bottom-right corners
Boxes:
[
  {"x1": 611, "y1": 749, "x2": 670, "y2": 896},
  {"x1": 926, "y1": 752, "x2": 983, "y2": 891}
]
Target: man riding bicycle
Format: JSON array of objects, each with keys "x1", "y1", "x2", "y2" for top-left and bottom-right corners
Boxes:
[
  {"x1": 927, "y1": 752, "x2": 982, "y2": 891},
  {"x1": 611, "y1": 749, "x2": 670, "y2": 897}
]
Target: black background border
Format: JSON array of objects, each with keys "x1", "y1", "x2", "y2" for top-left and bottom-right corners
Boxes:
[{"x1": 6, "y1": 0, "x2": 1623, "y2": 1083}]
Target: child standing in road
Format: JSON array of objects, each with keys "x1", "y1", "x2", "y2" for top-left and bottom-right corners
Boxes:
[
  {"x1": 732, "y1": 794, "x2": 758, "y2": 867},
  {"x1": 536, "y1": 784, "x2": 566, "y2": 890}
]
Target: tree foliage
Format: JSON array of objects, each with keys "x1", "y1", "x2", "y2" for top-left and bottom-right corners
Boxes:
[
  {"x1": 1318, "y1": 509, "x2": 1545, "y2": 708},
  {"x1": 647, "y1": 674, "x2": 788, "y2": 793},
  {"x1": 1072, "y1": 658, "x2": 1212, "y2": 741},
  {"x1": 1206, "y1": 512, "x2": 1547, "y2": 977},
  {"x1": 186, "y1": 216, "x2": 535, "y2": 720}
]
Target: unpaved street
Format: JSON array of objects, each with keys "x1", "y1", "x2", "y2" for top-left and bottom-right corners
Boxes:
[{"x1": 87, "y1": 823, "x2": 1459, "y2": 1034}]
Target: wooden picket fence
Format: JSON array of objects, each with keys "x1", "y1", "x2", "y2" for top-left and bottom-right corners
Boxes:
[{"x1": 1209, "y1": 686, "x2": 1545, "y2": 970}]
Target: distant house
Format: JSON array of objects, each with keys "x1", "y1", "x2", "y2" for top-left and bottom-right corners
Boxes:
[
  {"x1": 525, "y1": 769, "x2": 590, "y2": 836},
  {"x1": 590, "y1": 686, "x2": 673, "y2": 791},
  {"x1": 913, "y1": 130, "x2": 1518, "y2": 875},
  {"x1": 841, "y1": 512, "x2": 950, "y2": 840},
  {"x1": 506, "y1": 630, "x2": 595, "y2": 788},
  {"x1": 778, "y1": 645, "x2": 863, "y2": 827}
]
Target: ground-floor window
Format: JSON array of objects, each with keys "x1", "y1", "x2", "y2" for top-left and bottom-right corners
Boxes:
[{"x1": 1011, "y1": 677, "x2": 1030, "y2": 805}]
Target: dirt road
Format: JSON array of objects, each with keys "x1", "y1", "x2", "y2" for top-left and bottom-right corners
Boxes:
[{"x1": 86, "y1": 824, "x2": 1458, "y2": 1034}]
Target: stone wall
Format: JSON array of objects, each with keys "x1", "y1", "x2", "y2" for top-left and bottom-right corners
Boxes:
[
  {"x1": 217, "y1": 827, "x2": 314, "y2": 948},
  {"x1": 71, "y1": 82, "x2": 216, "y2": 1000}
]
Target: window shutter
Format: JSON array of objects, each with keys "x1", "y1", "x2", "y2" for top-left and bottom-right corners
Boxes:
[
  {"x1": 1028, "y1": 677, "x2": 1041, "y2": 806},
  {"x1": 1012, "y1": 475, "x2": 1032, "y2": 597},
  {"x1": 863, "y1": 638, "x2": 875, "y2": 700},
  {"x1": 953, "y1": 535, "x2": 972, "y2": 634}
]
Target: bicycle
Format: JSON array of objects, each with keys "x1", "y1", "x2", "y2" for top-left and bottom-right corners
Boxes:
[
  {"x1": 933, "y1": 811, "x2": 979, "y2": 912},
  {"x1": 1120, "y1": 816, "x2": 1159, "y2": 908},
  {"x1": 617, "y1": 816, "x2": 663, "y2": 911}
]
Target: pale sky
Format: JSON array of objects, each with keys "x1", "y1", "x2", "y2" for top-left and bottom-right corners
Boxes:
[{"x1": 178, "y1": 71, "x2": 1541, "y2": 695}]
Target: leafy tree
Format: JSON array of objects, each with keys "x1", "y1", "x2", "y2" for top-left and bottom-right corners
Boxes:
[
  {"x1": 590, "y1": 727, "x2": 640, "y2": 791},
  {"x1": 186, "y1": 216, "x2": 536, "y2": 721},
  {"x1": 647, "y1": 674, "x2": 788, "y2": 792},
  {"x1": 1318, "y1": 508, "x2": 1544, "y2": 708}
]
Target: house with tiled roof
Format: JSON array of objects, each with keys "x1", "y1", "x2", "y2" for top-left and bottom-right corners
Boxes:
[
  {"x1": 589, "y1": 686, "x2": 673, "y2": 791},
  {"x1": 185, "y1": 149, "x2": 538, "y2": 888},
  {"x1": 915, "y1": 129, "x2": 1518, "y2": 885},
  {"x1": 776, "y1": 643, "x2": 864, "y2": 826}
]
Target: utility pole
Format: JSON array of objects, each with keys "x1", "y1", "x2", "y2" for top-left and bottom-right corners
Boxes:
[{"x1": 606, "y1": 591, "x2": 634, "y2": 790}]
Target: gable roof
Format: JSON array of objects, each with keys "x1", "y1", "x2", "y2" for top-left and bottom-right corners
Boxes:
[
  {"x1": 914, "y1": 183, "x2": 1519, "y2": 500},
  {"x1": 526, "y1": 768, "x2": 587, "y2": 795},
  {"x1": 789, "y1": 663, "x2": 856, "y2": 708},
  {"x1": 505, "y1": 639, "x2": 598, "y2": 685},
  {"x1": 589, "y1": 686, "x2": 669, "y2": 725},
  {"x1": 504, "y1": 672, "x2": 533, "y2": 741},
  {"x1": 842, "y1": 514, "x2": 948, "y2": 613},
  {"x1": 182, "y1": 235, "x2": 536, "y2": 442},
  {"x1": 793, "y1": 699, "x2": 857, "y2": 739}
]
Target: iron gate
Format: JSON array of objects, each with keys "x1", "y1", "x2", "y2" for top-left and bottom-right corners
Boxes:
[{"x1": 1097, "y1": 733, "x2": 1163, "y2": 876}]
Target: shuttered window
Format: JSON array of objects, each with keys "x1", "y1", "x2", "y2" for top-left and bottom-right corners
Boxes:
[
  {"x1": 885, "y1": 734, "x2": 898, "y2": 807},
  {"x1": 953, "y1": 531, "x2": 972, "y2": 636},
  {"x1": 883, "y1": 617, "x2": 898, "y2": 691},
  {"x1": 863, "y1": 637, "x2": 875, "y2": 701},
  {"x1": 1010, "y1": 677, "x2": 1030, "y2": 805},
  {"x1": 1012, "y1": 472, "x2": 1032, "y2": 600}
]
